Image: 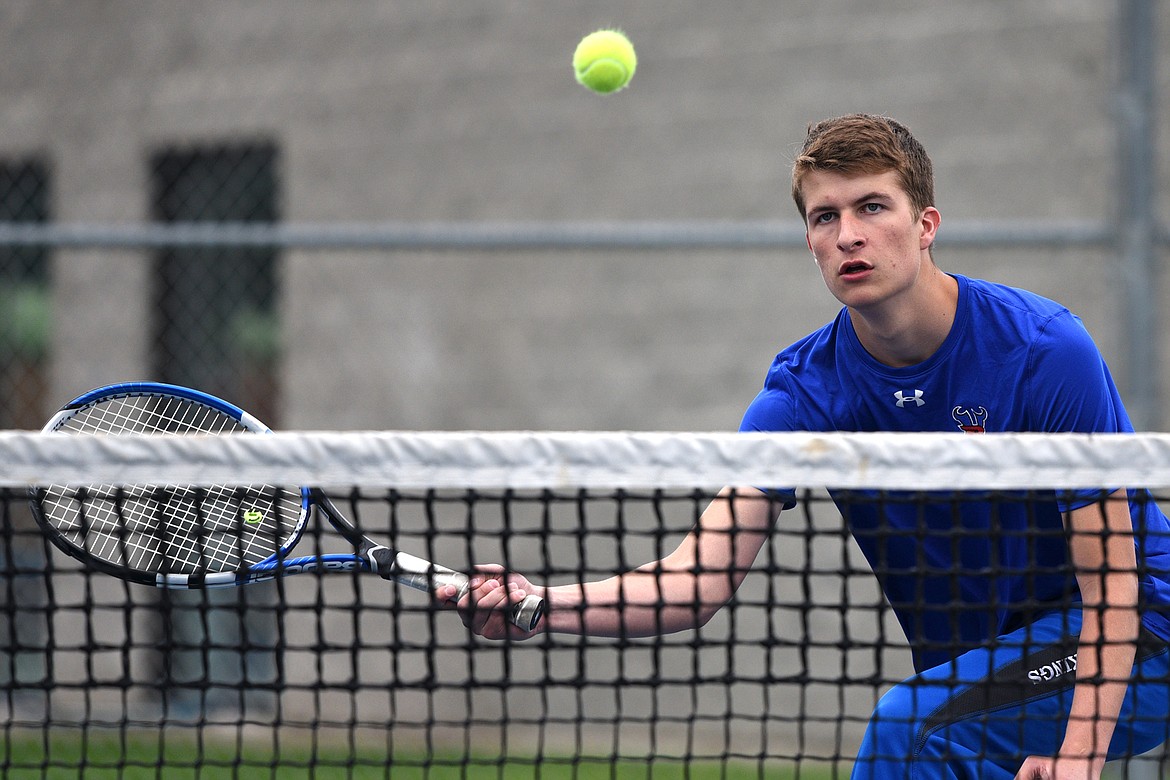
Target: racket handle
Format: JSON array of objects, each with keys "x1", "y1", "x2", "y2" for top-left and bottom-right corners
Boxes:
[
  {"x1": 505, "y1": 593, "x2": 545, "y2": 633},
  {"x1": 369, "y1": 548, "x2": 544, "y2": 632}
]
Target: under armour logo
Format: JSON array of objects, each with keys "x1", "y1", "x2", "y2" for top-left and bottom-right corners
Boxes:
[{"x1": 894, "y1": 389, "x2": 925, "y2": 408}]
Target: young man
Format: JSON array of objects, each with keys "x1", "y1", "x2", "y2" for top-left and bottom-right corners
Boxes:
[{"x1": 443, "y1": 114, "x2": 1170, "y2": 779}]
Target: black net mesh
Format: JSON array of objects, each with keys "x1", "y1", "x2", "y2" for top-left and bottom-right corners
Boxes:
[{"x1": 2, "y1": 478, "x2": 1166, "y2": 777}]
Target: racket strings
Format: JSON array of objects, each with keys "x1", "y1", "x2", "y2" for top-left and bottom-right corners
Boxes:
[
  {"x1": 39, "y1": 391, "x2": 304, "y2": 575},
  {"x1": 44, "y1": 485, "x2": 295, "y2": 572},
  {"x1": 59, "y1": 395, "x2": 247, "y2": 436}
]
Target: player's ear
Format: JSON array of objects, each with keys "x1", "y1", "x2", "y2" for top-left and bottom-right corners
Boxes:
[{"x1": 918, "y1": 207, "x2": 941, "y2": 250}]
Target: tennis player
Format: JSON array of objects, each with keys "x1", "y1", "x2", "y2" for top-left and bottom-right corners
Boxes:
[{"x1": 444, "y1": 114, "x2": 1170, "y2": 779}]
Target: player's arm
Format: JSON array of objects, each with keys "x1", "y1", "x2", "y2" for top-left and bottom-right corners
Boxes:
[
  {"x1": 449, "y1": 486, "x2": 781, "y2": 640},
  {"x1": 1060, "y1": 493, "x2": 1140, "y2": 770},
  {"x1": 1017, "y1": 491, "x2": 1139, "y2": 779}
]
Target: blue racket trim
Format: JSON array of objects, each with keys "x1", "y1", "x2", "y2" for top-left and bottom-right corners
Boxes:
[
  {"x1": 249, "y1": 553, "x2": 371, "y2": 578},
  {"x1": 63, "y1": 381, "x2": 270, "y2": 430},
  {"x1": 157, "y1": 554, "x2": 372, "y2": 589}
]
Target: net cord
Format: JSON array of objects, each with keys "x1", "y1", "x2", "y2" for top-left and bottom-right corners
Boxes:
[{"x1": 4, "y1": 430, "x2": 1170, "y2": 490}]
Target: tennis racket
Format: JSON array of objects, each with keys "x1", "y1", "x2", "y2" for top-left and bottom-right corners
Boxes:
[{"x1": 28, "y1": 381, "x2": 544, "y2": 632}]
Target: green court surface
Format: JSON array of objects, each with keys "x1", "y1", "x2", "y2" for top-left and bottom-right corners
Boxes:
[{"x1": 1, "y1": 728, "x2": 845, "y2": 779}]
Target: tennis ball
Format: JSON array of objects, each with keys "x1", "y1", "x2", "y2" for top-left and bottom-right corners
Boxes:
[{"x1": 573, "y1": 29, "x2": 636, "y2": 94}]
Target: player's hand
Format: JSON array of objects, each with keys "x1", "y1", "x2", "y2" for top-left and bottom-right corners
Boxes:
[
  {"x1": 436, "y1": 564, "x2": 544, "y2": 640},
  {"x1": 1015, "y1": 755, "x2": 1100, "y2": 780}
]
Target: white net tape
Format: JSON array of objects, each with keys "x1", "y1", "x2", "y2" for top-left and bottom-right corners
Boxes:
[{"x1": 4, "y1": 430, "x2": 1170, "y2": 490}]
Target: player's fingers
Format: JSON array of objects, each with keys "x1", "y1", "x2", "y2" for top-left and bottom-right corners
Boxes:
[
  {"x1": 467, "y1": 564, "x2": 507, "y2": 588},
  {"x1": 473, "y1": 582, "x2": 533, "y2": 634},
  {"x1": 1012, "y1": 757, "x2": 1051, "y2": 780},
  {"x1": 433, "y1": 583, "x2": 462, "y2": 608},
  {"x1": 463, "y1": 579, "x2": 514, "y2": 634},
  {"x1": 492, "y1": 583, "x2": 535, "y2": 637}
]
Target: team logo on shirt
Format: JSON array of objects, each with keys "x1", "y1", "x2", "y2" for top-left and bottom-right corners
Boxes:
[
  {"x1": 952, "y1": 405, "x2": 988, "y2": 434},
  {"x1": 893, "y1": 389, "x2": 925, "y2": 408}
]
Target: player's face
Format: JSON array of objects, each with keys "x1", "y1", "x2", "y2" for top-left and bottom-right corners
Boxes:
[{"x1": 801, "y1": 169, "x2": 939, "y2": 313}]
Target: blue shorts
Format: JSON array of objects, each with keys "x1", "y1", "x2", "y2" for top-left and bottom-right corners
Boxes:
[{"x1": 852, "y1": 611, "x2": 1170, "y2": 778}]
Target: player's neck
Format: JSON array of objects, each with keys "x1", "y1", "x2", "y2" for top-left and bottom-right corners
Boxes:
[{"x1": 848, "y1": 266, "x2": 958, "y2": 368}]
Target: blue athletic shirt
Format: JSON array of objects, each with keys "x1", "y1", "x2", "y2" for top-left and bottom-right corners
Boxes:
[{"x1": 740, "y1": 274, "x2": 1170, "y2": 672}]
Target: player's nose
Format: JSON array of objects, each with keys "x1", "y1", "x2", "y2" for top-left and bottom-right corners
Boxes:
[{"x1": 836, "y1": 214, "x2": 866, "y2": 252}]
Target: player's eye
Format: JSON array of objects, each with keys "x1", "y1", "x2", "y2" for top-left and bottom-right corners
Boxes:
[
  {"x1": 813, "y1": 212, "x2": 836, "y2": 224},
  {"x1": 861, "y1": 203, "x2": 883, "y2": 214}
]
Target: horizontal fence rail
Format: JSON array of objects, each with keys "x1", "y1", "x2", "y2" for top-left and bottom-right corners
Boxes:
[{"x1": 0, "y1": 219, "x2": 1148, "y2": 251}]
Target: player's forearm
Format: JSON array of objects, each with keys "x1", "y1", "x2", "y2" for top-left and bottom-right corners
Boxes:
[
  {"x1": 1059, "y1": 579, "x2": 1139, "y2": 769},
  {"x1": 537, "y1": 487, "x2": 773, "y2": 638},
  {"x1": 542, "y1": 567, "x2": 732, "y2": 637}
]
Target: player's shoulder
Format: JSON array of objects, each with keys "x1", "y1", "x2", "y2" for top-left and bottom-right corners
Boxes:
[
  {"x1": 959, "y1": 275, "x2": 1098, "y2": 367},
  {"x1": 961, "y1": 275, "x2": 1081, "y2": 324},
  {"x1": 745, "y1": 313, "x2": 847, "y2": 433},
  {"x1": 961, "y1": 275, "x2": 1069, "y2": 318},
  {"x1": 959, "y1": 275, "x2": 1081, "y2": 334}
]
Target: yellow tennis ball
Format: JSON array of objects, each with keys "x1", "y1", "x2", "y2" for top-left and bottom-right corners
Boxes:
[{"x1": 573, "y1": 29, "x2": 636, "y2": 94}]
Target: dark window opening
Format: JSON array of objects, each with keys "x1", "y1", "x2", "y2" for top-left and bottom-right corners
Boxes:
[{"x1": 149, "y1": 142, "x2": 281, "y2": 425}]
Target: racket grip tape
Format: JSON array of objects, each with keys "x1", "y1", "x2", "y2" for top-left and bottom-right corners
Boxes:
[{"x1": 368, "y1": 547, "x2": 544, "y2": 632}]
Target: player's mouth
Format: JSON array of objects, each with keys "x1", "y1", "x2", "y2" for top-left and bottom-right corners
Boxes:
[{"x1": 838, "y1": 260, "x2": 873, "y2": 279}]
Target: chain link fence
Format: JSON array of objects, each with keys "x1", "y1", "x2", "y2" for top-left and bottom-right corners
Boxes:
[{"x1": 0, "y1": 145, "x2": 282, "y2": 431}]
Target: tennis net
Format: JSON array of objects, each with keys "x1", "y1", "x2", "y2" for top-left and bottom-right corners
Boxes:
[{"x1": 1, "y1": 430, "x2": 1169, "y2": 778}]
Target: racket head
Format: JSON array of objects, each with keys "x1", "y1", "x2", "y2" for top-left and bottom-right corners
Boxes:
[{"x1": 30, "y1": 382, "x2": 310, "y2": 588}]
